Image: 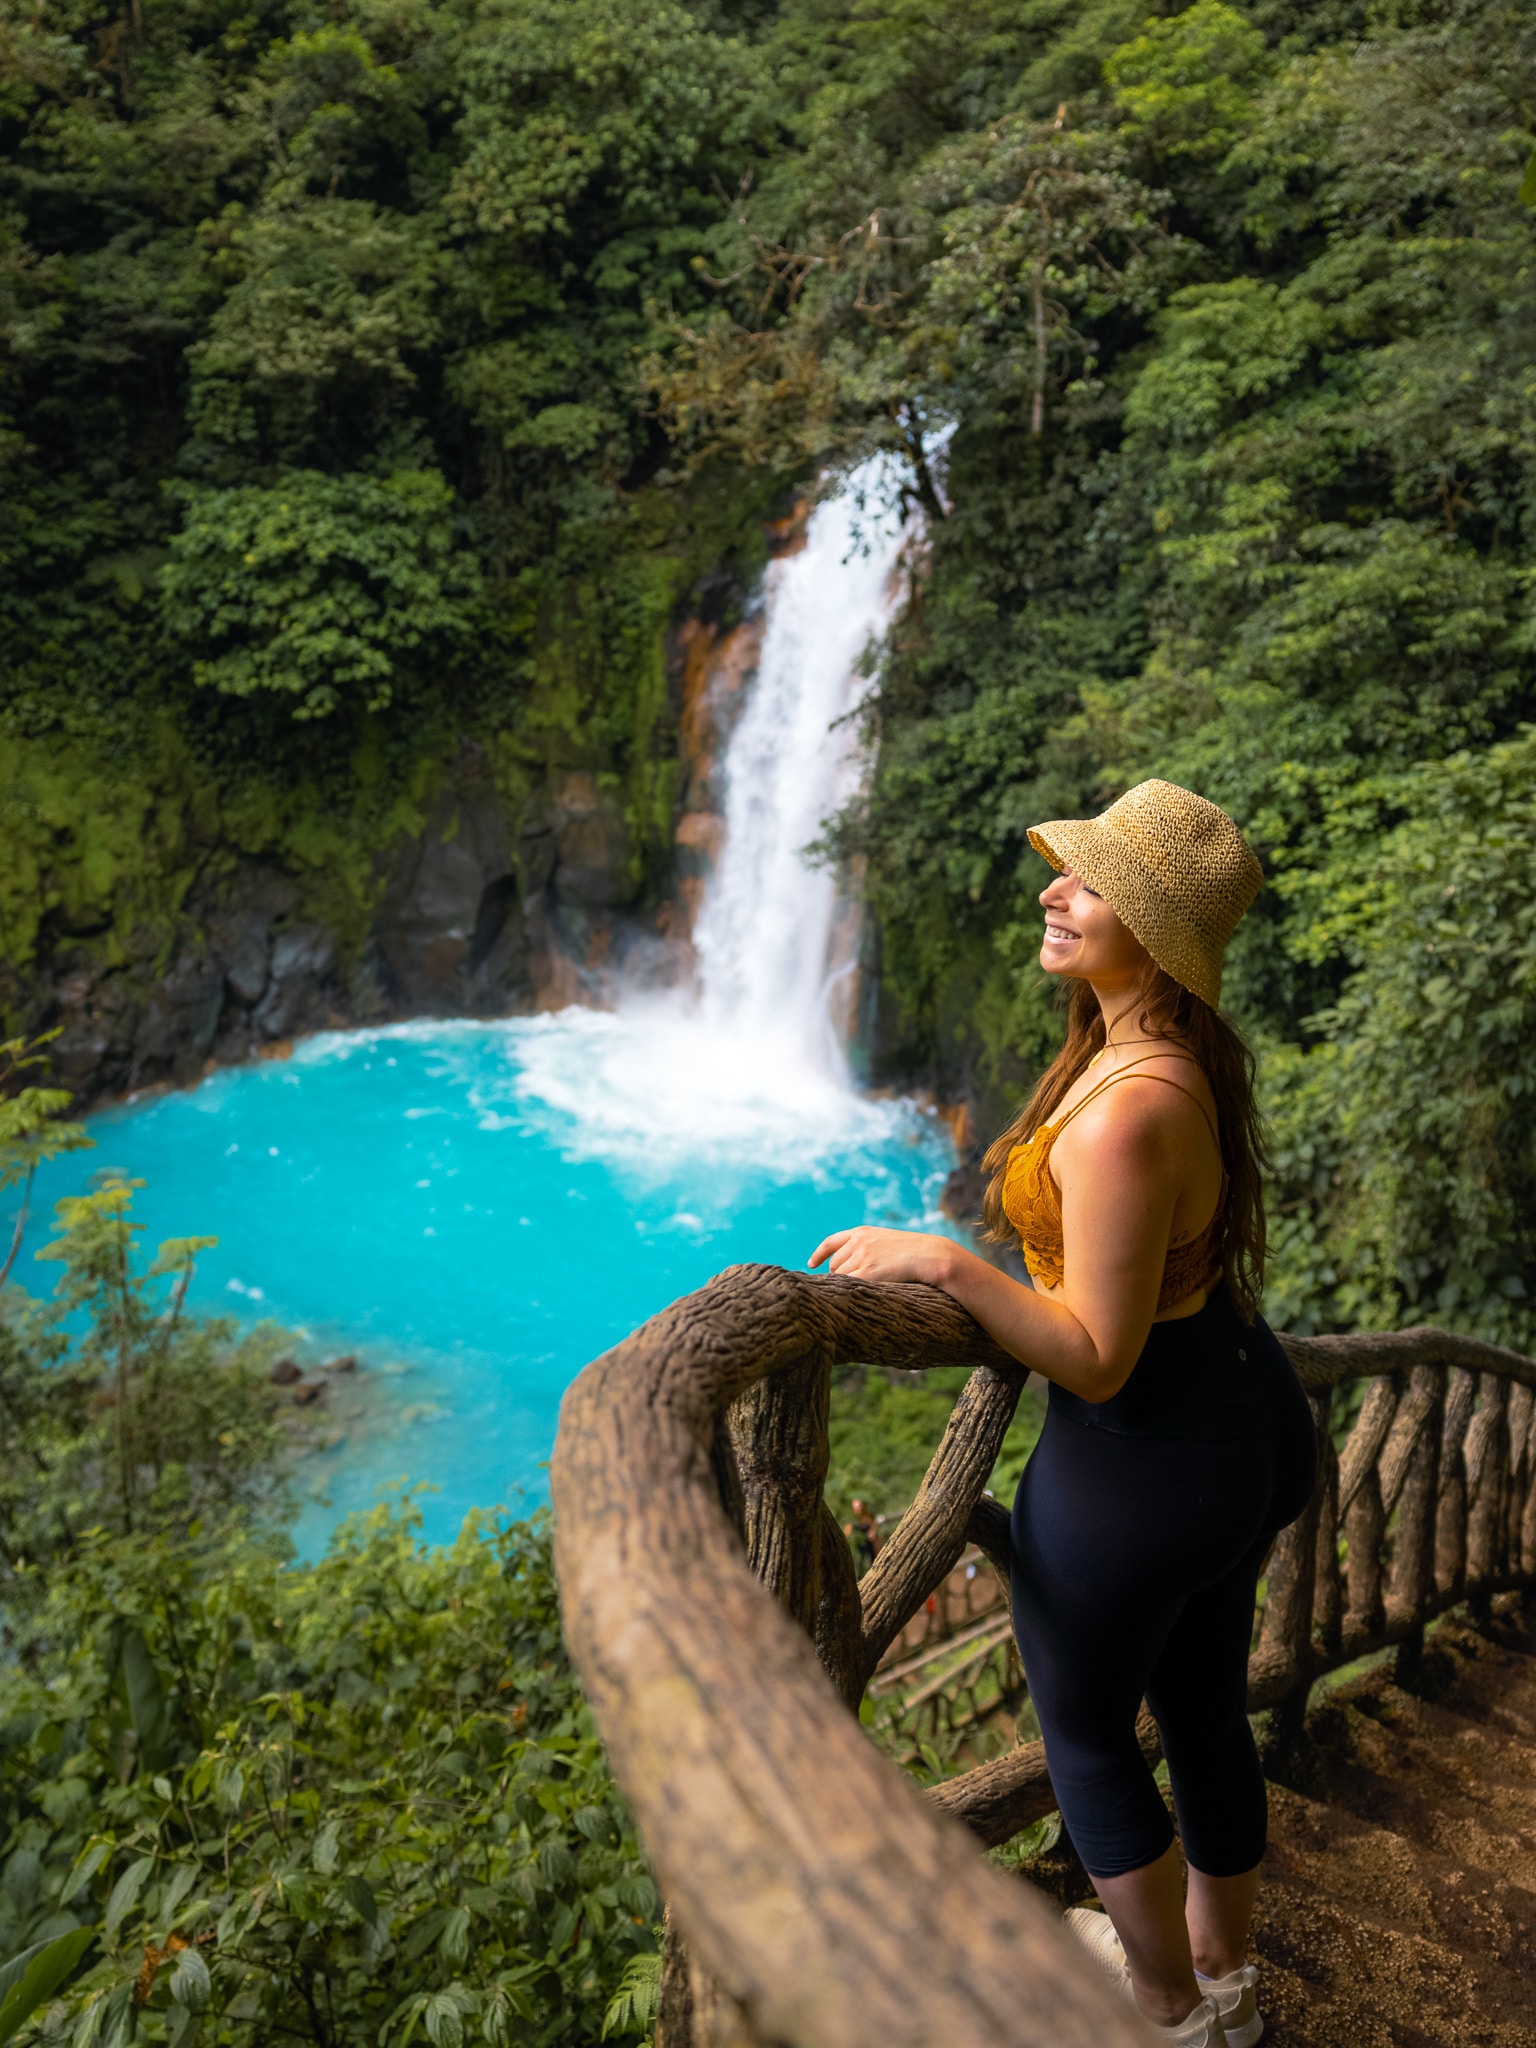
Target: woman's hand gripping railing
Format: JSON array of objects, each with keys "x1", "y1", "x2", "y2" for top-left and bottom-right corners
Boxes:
[{"x1": 549, "y1": 1263, "x2": 1155, "y2": 2048}]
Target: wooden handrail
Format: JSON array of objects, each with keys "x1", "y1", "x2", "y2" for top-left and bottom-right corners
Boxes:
[
  {"x1": 1276, "y1": 1323, "x2": 1536, "y2": 1392},
  {"x1": 550, "y1": 1266, "x2": 1536, "y2": 2047}
]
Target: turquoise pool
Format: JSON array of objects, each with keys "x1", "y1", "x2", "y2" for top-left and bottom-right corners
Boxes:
[{"x1": 16, "y1": 1013, "x2": 958, "y2": 1548}]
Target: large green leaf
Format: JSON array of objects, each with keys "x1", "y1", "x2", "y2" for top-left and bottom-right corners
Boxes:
[
  {"x1": 0, "y1": 1928, "x2": 94, "y2": 2044},
  {"x1": 104, "y1": 1857, "x2": 154, "y2": 1943},
  {"x1": 342, "y1": 1874, "x2": 381, "y2": 1929},
  {"x1": 119, "y1": 1628, "x2": 171, "y2": 1759},
  {"x1": 169, "y1": 1947, "x2": 210, "y2": 2014}
]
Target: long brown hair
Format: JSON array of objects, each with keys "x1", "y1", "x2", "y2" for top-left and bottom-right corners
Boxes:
[{"x1": 981, "y1": 969, "x2": 1269, "y2": 1321}]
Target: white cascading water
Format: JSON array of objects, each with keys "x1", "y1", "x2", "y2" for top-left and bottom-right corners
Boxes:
[
  {"x1": 502, "y1": 455, "x2": 915, "y2": 1172},
  {"x1": 693, "y1": 461, "x2": 909, "y2": 1073}
]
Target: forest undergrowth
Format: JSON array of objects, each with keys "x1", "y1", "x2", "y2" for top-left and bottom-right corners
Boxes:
[{"x1": 0, "y1": 1049, "x2": 667, "y2": 2048}]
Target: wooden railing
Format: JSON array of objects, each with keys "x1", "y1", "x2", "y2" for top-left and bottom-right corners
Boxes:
[
  {"x1": 549, "y1": 1265, "x2": 1536, "y2": 2048},
  {"x1": 867, "y1": 1595, "x2": 1021, "y2": 1763},
  {"x1": 1251, "y1": 1327, "x2": 1536, "y2": 1712}
]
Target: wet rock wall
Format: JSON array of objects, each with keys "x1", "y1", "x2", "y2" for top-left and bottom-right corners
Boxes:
[
  {"x1": 21, "y1": 750, "x2": 665, "y2": 1106},
  {"x1": 7, "y1": 508, "x2": 863, "y2": 1110}
]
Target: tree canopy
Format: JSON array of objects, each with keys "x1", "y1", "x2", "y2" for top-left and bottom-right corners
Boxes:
[{"x1": 0, "y1": 0, "x2": 776, "y2": 743}]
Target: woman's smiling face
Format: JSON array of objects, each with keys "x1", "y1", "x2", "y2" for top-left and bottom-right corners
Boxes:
[{"x1": 1039, "y1": 869, "x2": 1151, "y2": 989}]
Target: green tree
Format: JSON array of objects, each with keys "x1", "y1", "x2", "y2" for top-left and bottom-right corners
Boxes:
[
  {"x1": 160, "y1": 470, "x2": 480, "y2": 719},
  {"x1": 1264, "y1": 729, "x2": 1536, "y2": 1342},
  {"x1": 1, "y1": 1066, "x2": 286, "y2": 1618},
  {"x1": 0, "y1": 1036, "x2": 89, "y2": 1290}
]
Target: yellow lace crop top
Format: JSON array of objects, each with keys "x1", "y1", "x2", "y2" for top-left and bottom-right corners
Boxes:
[{"x1": 1000, "y1": 1055, "x2": 1226, "y2": 1312}]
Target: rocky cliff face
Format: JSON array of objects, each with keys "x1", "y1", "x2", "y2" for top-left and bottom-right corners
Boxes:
[{"x1": 27, "y1": 748, "x2": 677, "y2": 1106}]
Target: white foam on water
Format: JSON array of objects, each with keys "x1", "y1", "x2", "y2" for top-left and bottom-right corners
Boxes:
[
  {"x1": 491, "y1": 1006, "x2": 919, "y2": 1179},
  {"x1": 289, "y1": 1009, "x2": 935, "y2": 1205}
]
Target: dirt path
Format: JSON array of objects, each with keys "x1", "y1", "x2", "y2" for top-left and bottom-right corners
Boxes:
[{"x1": 1255, "y1": 1607, "x2": 1536, "y2": 2046}]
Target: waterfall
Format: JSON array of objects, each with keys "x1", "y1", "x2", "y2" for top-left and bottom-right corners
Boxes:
[
  {"x1": 503, "y1": 456, "x2": 915, "y2": 1169},
  {"x1": 694, "y1": 458, "x2": 908, "y2": 1072}
]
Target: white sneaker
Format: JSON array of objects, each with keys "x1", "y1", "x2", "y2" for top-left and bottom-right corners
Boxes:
[
  {"x1": 1063, "y1": 1908, "x2": 1246, "y2": 2044},
  {"x1": 1197, "y1": 1964, "x2": 1261, "y2": 2048},
  {"x1": 1156, "y1": 1996, "x2": 1229, "y2": 2045},
  {"x1": 1063, "y1": 1905, "x2": 1131, "y2": 1993}
]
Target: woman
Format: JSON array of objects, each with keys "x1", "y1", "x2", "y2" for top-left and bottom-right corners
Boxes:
[{"x1": 810, "y1": 779, "x2": 1316, "y2": 2047}]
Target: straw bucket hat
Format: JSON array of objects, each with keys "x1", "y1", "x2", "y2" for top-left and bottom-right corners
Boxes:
[{"x1": 1028, "y1": 779, "x2": 1263, "y2": 1008}]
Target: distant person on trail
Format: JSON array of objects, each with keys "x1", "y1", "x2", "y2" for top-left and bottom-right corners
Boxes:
[
  {"x1": 844, "y1": 1497, "x2": 878, "y2": 1574},
  {"x1": 810, "y1": 780, "x2": 1315, "y2": 2048}
]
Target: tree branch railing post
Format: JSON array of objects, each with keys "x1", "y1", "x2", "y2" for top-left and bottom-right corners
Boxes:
[
  {"x1": 1436, "y1": 1366, "x2": 1475, "y2": 1601},
  {"x1": 551, "y1": 1272, "x2": 1536, "y2": 2048}
]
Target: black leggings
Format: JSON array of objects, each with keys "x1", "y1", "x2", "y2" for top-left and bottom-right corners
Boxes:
[{"x1": 1009, "y1": 1289, "x2": 1317, "y2": 1880}]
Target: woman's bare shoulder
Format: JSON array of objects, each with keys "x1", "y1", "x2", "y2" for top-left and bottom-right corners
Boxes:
[{"x1": 1057, "y1": 1056, "x2": 1216, "y2": 1156}]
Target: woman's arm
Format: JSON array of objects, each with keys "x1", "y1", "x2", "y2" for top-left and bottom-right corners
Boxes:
[{"x1": 809, "y1": 1090, "x2": 1187, "y2": 1403}]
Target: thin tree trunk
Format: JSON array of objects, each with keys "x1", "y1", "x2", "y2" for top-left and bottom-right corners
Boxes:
[
  {"x1": 0, "y1": 1164, "x2": 33, "y2": 1289},
  {"x1": 1031, "y1": 260, "x2": 1048, "y2": 436}
]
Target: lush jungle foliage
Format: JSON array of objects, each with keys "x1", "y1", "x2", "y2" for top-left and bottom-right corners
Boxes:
[
  {"x1": 3, "y1": 1500, "x2": 659, "y2": 2048},
  {"x1": 0, "y1": 1072, "x2": 660, "y2": 2048},
  {"x1": 5, "y1": 7, "x2": 1533, "y2": 2033}
]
